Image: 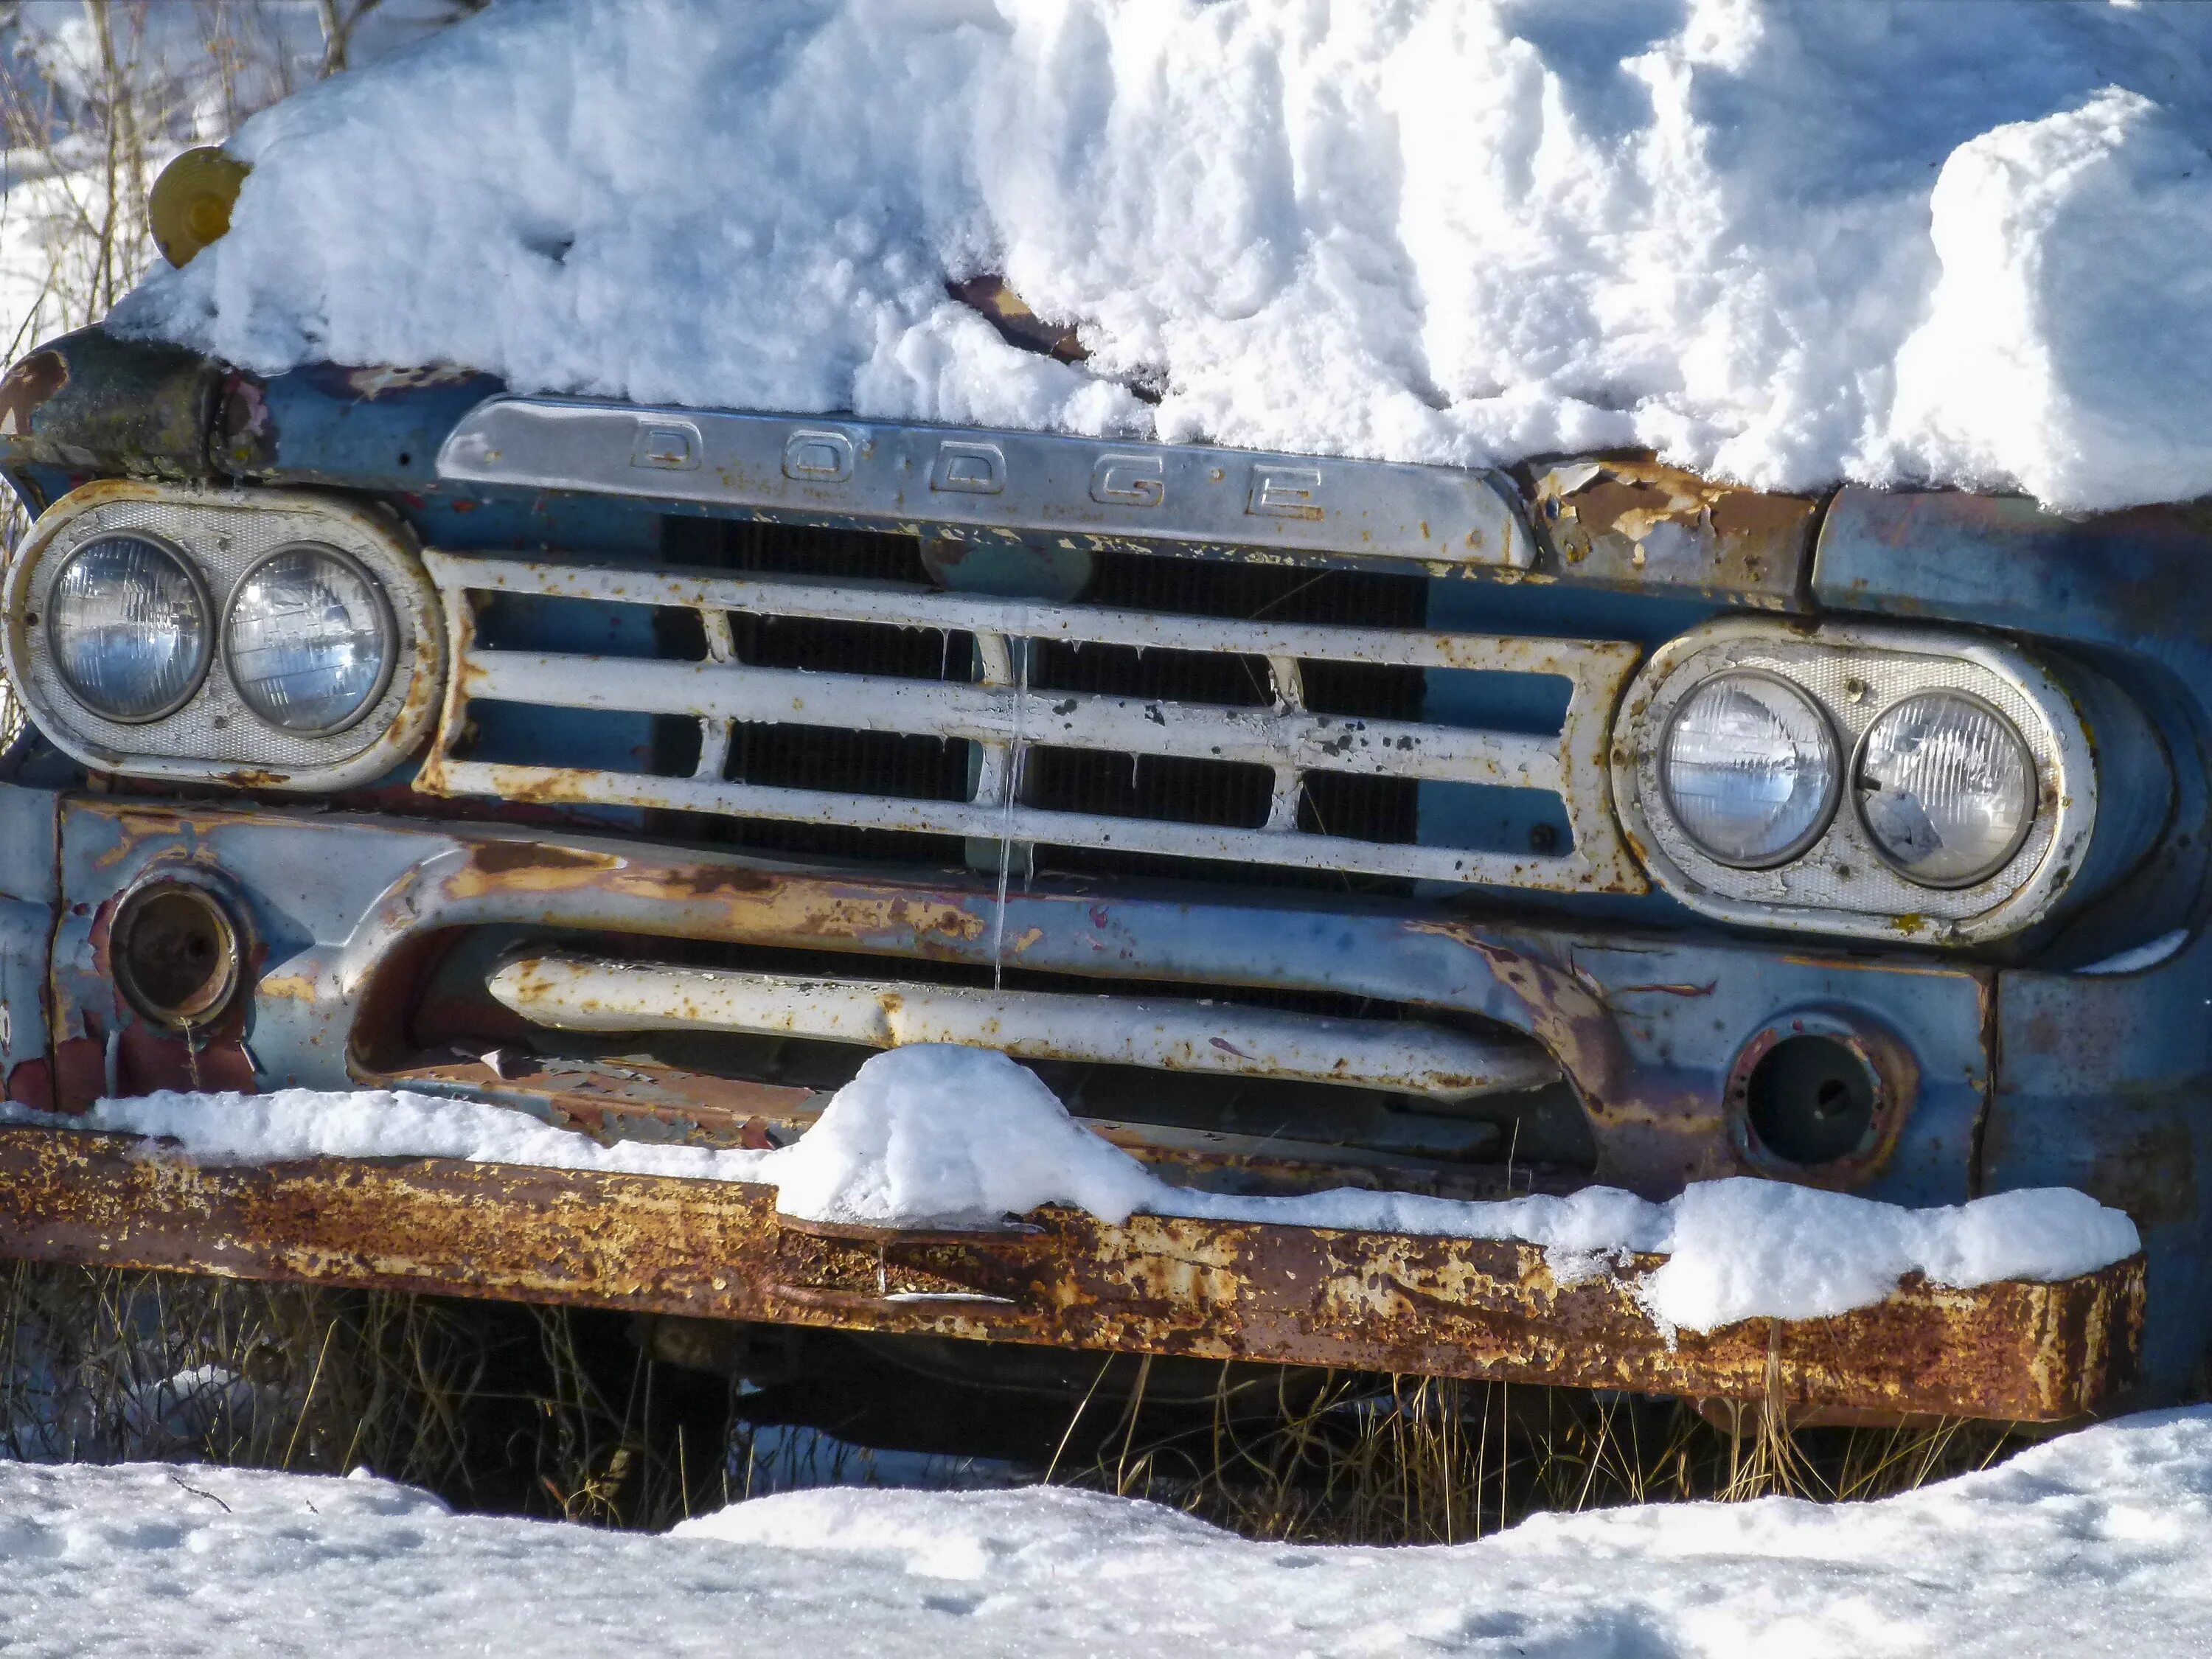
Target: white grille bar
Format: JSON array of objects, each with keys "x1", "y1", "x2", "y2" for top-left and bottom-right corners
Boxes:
[
  {"x1": 487, "y1": 956, "x2": 1562, "y2": 1102},
  {"x1": 465, "y1": 652, "x2": 1562, "y2": 789}
]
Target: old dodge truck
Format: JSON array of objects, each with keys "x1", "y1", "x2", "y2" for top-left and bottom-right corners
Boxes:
[{"x1": 0, "y1": 198, "x2": 2192, "y2": 1425}]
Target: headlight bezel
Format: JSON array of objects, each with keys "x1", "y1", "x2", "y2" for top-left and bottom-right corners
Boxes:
[
  {"x1": 3, "y1": 481, "x2": 445, "y2": 791},
  {"x1": 1613, "y1": 618, "x2": 2094, "y2": 945}
]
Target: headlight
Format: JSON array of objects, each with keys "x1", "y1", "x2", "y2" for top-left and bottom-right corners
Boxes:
[
  {"x1": 223, "y1": 545, "x2": 394, "y2": 734},
  {"x1": 1856, "y1": 690, "x2": 2034, "y2": 886},
  {"x1": 1658, "y1": 670, "x2": 1839, "y2": 867},
  {"x1": 46, "y1": 534, "x2": 211, "y2": 723}
]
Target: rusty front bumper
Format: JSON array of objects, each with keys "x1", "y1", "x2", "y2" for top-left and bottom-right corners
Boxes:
[{"x1": 0, "y1": 1128, "x2": 2142, "y2": 1422}]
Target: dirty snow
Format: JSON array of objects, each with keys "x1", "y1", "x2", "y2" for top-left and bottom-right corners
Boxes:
[
  {"x1": 3, "y1": 1406, "x2": 2212, "y2": 1656},
  {"x1": 2, "y1": 1044, "x2": 2138, "y2": 1334},
  {"x1": 102, "y1": 0, "x2": 2212, "y2": 512}
]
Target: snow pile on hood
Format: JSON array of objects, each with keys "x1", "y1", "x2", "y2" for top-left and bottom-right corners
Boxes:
[
  {"x1": 15, "y1": 1044, "x2": 2138, "y2": 1333},
  {"x1": 9, "y1": 1408, "x2": 2212, "y2": 1656},
  {"x1": 106, "y1": 0, "x2": 2212, "y2": 512}
]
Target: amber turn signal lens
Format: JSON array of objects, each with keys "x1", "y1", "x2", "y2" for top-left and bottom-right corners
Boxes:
[{"x1": 149, "y1": 146, "x2": 252, "y2": 268}]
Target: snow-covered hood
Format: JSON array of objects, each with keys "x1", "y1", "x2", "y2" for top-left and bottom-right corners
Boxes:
[{"x1": 106, "y1": 0, "x2": 2212, "y2": 515}]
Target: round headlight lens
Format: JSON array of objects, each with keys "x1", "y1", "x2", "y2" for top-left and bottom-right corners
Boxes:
[
  {"x1": 223, "y1": 546, "x2": 394, "y2": 734},
  {"x1": 1856, "y1": 691, "x2": 2034, "y2": 886},
  {"x1": 1660, "y1": 671, "x2": 1840, "y2": 867},
  {"x1": 47, "y1": 535, "x2": 211, "y2": 723}
]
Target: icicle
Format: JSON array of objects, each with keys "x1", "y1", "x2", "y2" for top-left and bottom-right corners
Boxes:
[{"x1": 990, "y1": 640, "x2": 1031, "y2": 991}]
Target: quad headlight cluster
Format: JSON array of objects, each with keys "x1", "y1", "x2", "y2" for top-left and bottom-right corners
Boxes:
[
  {"x1": 1656, "y1": 671, "x2": 2036, "y2": 888},
  {"x1": 1614, "y1": 619, "x2": 2118, "y2": 944},
  {"x1": 3, "y1": 483, "x2": 442, "y2": 790}
]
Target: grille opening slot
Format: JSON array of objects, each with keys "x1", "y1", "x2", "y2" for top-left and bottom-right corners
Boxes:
[
  {"x1": 723, "y1": 722, "x2": 971, "y2": 801},
  {"x1": 458, "y1": 700, "x2": 697, "y2": 778},
  {"x1": 471, "y1": 590, "x2": 691, "y2": 660},
  {"x1": 1298, "y1": 771, "x2": 1420, "y2": 845},
  {"x1": 1306, "y1": 658, "x2": 1425, "y2": 720},
  {"x1": 709, "y1": 720, "x2": 973, "y2": 864},
  {"x1": 1079, "y1": 548, "x2": 1427, "y2": 628},
  {"x1": 1422, "y1": 666, "x2": 1574, "y2": 734},
  {"x1": 728, "y1": 613, "x2": 977, "y2": 682},
  {"x1": 1021, "y1": 748, "x2": 1275, "y2": 830},
  {"x1": 1415, "y1": 781, "x2": 1576, "y2": 857},
  {"x1": 1029, "y1": 639, "x2": 1272, "y2": 709},
  {"x1": 665, "y1": 515, "x2": 932, "y2": 583}
]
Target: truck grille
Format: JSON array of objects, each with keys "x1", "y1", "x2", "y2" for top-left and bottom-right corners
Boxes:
[{"x1": 415, "y1": 531, "x2": 1644, "y2": 893}]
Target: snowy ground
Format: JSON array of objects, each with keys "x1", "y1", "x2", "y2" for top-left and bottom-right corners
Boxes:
[
  {"x1": 0, "y1": 1407, "x2": 2205, "y2": 1658},
  {"x1": 109, "y1": 0, "x2": 2212, "y2": 512},
  {"x1": 3, "y1": 1044, "x2": 2139, "y2": 1335}
]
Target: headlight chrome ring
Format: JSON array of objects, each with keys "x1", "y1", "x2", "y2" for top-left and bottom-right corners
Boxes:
[{"x1": 1610, "y1": 617, "x2": 2097, "y2": 945}]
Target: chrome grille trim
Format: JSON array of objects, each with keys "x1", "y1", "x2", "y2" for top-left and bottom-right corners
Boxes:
[{"x1": 417, "y1": 552, "x2": 1646, "y2": 893}]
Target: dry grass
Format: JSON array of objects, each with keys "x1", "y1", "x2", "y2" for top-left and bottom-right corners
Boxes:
[
  {"x1": 0, "y1": 1259, "x2": 2032, "y2": 1543},
  {"x1": 1046, "y1": 1363, "x2": 2026, "y2": 1545},
  {"x1": 0, "y1": 1260, "x2": 737, "y2": 1526}
]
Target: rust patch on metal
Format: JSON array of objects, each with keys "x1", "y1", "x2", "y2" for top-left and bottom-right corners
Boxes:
[
  {"x1": 1531, "y1": 456, "x2": 1815, "y2": 609},
  {"x1": 467, "y1": 841, "x2": 622, "y2": 878},
  {"x1": 0, "y1": 1129, "x2": 2142, "y2": 1422},
  {"x1": 0, "y1": 349, "x2": 67, "y2": 439},
  {"x1": 369, "y1": 1057, "x2": 1555, "y2": 1203},
  {"x1": 947, "y1": 275, "x2": 1090, "y2": 365},
  {"x1": 4, "y1": 1060, "x2": 54, "y2": 1110},
  {"x1": 2087, "y1": 1121, "x2": 2199, "y2": 1231}
]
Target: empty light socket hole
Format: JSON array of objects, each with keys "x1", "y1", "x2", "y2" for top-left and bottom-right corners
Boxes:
[
  {"x1": 1745, "y1": 1034, "x2": 1877, "y2": 1166},
  {"x1": 114, "y1": 886, "x2": 240, "y2": 1026}
]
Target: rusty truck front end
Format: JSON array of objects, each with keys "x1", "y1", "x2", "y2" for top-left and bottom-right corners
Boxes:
[{"x1": 0, "y1": 326, "x2": 2196, "y2": 1422}]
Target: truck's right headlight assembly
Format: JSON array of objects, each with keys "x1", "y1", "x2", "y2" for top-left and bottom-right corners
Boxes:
[
  {"x1": 1613, "y1": 619, "x2": 2168, "y2": 945},
  {"x1": 3, "y1": 481, "x2": 444, "y2": 791}
]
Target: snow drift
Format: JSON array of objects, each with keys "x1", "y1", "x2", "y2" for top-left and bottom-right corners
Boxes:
[
  {"x1": 8, "y1": 1407, "x2": 2212, "y2": 1656},
  {"x1": 10, "y1": 1044, "x2": 2139, "y2": 1334},
  {"x1": 106, "y1": 0, "x2": 2212, "y2": 512}
]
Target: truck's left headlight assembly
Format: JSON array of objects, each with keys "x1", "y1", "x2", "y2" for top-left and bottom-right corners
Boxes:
[{"x1": 4, "y1": 482, "x2": 445, "y2": 790}]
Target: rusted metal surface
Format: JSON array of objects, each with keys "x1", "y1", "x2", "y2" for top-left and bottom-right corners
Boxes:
[
  {"x1": 1528, "y1": 455, "x2": 1815, "y2": 609},
  {"x1": 55, "y1": 796, "x2": 2006, "y2": 1202},
  {"x1": 0, "y1": 329, "x2": 221, "y2": 481},
  {"x1": 0, "y1": 1127, "x2": 2141, "y2": 1421},
  {"x1": 484, "y1": 954, "x2": 1559, "y2": 1102},
  {"x1": 946, "y1": 276, "x2": 1092, "y2": 366},
  {"x1": 416, "y1": 549, "x2": 1646, "y2": 894}
]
